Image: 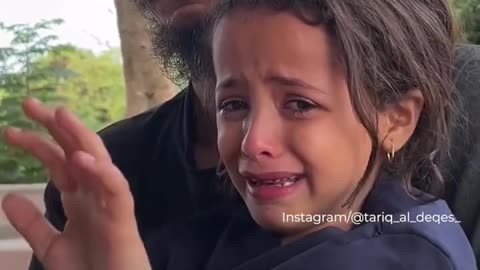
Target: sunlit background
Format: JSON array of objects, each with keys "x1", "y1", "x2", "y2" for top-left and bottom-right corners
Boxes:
[{"x1": 0, "y1": 0, "x2": 120, "y2": 53}]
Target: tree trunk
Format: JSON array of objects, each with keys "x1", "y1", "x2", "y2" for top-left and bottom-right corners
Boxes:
[{"x1": 114, "y1": 0, "x2": 177, "y2": 117}]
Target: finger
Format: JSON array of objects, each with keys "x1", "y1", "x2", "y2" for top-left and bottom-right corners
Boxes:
[
  {"x1": 55, "y1": 107, "x2": 111, "y2": 161},
  {"x1": 22, "y1": 97, "x2": 77, "y2": 155},
  {"x1": 3, "y1": 127, "x2": 75, "y2": 192},
  {"x1": 65, "y1": 151, "x2": 98, "y2": 194},
  {"x1": 70, "y1": 151, "x2": 129, "y2": 196},
  {"x1": 69, "y1": 151, "x2": 133, "y2": 218},
  {"x1": 2, "y1": 193, "x2": 60, "y2": 262}
]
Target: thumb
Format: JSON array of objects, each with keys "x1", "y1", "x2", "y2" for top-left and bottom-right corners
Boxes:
[{"x1": 2, "y1": 193, "x2": 59, "y2": 262}]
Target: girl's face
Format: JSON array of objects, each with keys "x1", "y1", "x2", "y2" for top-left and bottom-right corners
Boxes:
[{"x1": 213, "y1": 10, "x2": 376, "y2": 237}]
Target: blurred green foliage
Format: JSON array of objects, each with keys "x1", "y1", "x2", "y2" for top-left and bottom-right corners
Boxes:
[
  {"x1": 455, "y1": 0, "x2": 480, "y2": 44},
  {"x1": 0, "y1": 19, "x2": 125, "y2": 184}
]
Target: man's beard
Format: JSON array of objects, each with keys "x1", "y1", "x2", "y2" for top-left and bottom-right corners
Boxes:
[{"x1": 150, "y1": 20, "x2": 212, "y2": 84}]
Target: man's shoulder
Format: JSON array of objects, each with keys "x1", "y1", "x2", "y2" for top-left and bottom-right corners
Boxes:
[
  {"x1": 452, "y1": 43, "x2": 480, "y2": 126},
  {"x1": 97, "y1": 88, "x2": 187, "y2": 156},
  {"x1": 98, "y1": 89, "x2": 187, "y2": 143},
  {"x1": 95, "y1": 88, "x2": 188, "y2": 173},
  {"x1": 455, "y1": 43, "x2": 480, "y2": 61},
  {"x1": 454, "y1": 43, "x2": 480, "y2": 77}
]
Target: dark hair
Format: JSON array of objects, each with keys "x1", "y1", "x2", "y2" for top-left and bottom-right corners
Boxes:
[
  {"x1": 209, "y1": 0, "x2": 461, "y2": 203},
  {"x1": 130, "y1": 0, "x2": 159, "y2": 22}
]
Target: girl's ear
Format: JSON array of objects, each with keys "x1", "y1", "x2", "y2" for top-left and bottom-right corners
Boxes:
[{"x1": 377, "y1": 89, "x2": 424, "y2": 153}]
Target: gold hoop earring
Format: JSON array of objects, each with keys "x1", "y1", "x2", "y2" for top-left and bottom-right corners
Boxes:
[{"x1": 387, "y1": 143, "x2": 395, "y2": 162}]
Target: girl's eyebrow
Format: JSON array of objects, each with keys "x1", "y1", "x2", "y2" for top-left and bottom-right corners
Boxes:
[
  {"x1": 266, "y1": 75, "x2": 328, "y2": 95},
  {"x1": 217, "y1": 77, "x2": 236, "y2": 90},
  {"x1": 216, "y1": 74, "x2": 329, "y2": 96},
  {"x1": 216, "y1": 75, "x2": 246, "y2": 93}
]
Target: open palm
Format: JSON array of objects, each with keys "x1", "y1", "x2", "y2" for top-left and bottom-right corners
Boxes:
[{"x1": 1, "y1": 98, "x2": 151, "y2": 270}]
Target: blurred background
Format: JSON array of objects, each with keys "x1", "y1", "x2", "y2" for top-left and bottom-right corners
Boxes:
[
  {"x1": 0, "y1": 0, "x2": 479, "y2": 269},
  {"x1": 0, "y1": 0, "x2": 181, "y2": 187}
]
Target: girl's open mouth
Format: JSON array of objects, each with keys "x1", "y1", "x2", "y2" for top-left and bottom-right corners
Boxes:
[
  {"x1": 247, "y1": 175, "x2": 302, "y2": 187},
  {"x1": 245, "y1": 174, "x2": 306, "y2": 201}
]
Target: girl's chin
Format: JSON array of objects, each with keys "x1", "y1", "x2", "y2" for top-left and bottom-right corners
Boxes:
[{"x1": 248, "y1": 206, "x2": 304, "y2": 232}]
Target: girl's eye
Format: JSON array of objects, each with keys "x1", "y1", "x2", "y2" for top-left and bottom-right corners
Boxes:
[
  {"x1": 218, "y1": 99, "x2": 249, "y2": 113},
  {"x1": 285, "y1": 99, "x2": 317, "y2": 113}
]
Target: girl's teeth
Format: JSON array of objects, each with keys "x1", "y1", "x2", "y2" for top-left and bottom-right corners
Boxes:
[
  {"x1": 249, "y1": 176, "x2": 300, "y2": 186},
  {"x1": 281, "y1": 180, "x2": 296, "y2": 187}
]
